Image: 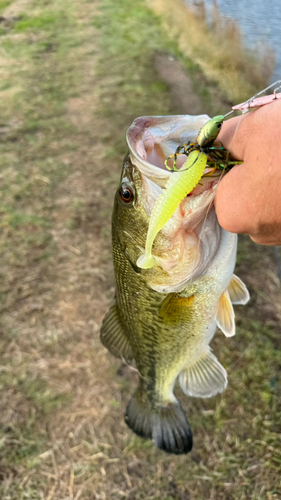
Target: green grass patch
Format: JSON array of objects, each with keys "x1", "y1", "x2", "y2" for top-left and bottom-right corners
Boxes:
[
  {"x1": 1, "y1": 211, "x2": 49, "y2": 229},
  {"x1": 22, "y1": 377, "x2": 72, "y2": 414},
  {"x1": 14, "y1": 11, "x2": 73, "y2": 32},
  {"x1": 91, "y1": 0, "x2": 206, "y2": 129},
  {"x1": 0, "y1": 0, "x2": 13, "y2": 11}
]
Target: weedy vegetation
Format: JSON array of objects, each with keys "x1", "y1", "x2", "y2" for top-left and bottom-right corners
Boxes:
[
  {"x1": 150, "y1": 0, "x2": 276, "y2": 103},
  {"x1": 0, "y1": 0, "x2": 280, "y2": 498}
]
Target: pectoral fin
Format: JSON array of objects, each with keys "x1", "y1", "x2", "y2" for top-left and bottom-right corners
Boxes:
[
  {"x1": 215, "y1": 290, "x2": 235, "y2": 337},
  {"x1": 228, "y1": 274, "x2": 250, "y2": 305},
  {"x1": 179, "y1": 348, "x2": 227, "y2": 398},
  {"x1": 100, "y1": 302, "x2": 133, "y2": 360}
]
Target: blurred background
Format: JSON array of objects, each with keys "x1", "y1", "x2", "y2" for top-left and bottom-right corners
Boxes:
[{"x1": 0, "y1": 0, "x2": 280, "y2": 499}]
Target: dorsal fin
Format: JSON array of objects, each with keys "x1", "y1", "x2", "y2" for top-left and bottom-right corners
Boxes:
[{"x1": 100, "y1": 302, "x2": 133, "y2": 360}]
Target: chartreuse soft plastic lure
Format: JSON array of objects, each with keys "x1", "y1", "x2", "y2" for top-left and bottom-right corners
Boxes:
[{"x1": 137, "y1": 150, "x2": 208, "y2": 269}]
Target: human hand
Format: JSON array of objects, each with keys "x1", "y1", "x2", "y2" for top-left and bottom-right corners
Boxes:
[{"x1": 215, "y1": 98, "x2": 281, "y2": 245}]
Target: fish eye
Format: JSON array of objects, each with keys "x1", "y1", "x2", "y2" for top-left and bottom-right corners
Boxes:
[{"x1": 119, "y1": 183, "x2": 135, "y2": 204}]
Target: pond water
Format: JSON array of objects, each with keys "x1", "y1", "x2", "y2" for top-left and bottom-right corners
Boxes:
[{"x1": 185, "y1": 0, "x2": 281, "y2": 82}]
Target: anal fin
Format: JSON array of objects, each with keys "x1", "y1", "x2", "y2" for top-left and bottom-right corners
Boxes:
[
  {"x1": 228, "y1": 274, "x2": 250, "y2": 305},
  {"x1": 215, "y1": 290, "x2": 235, "y2": 337},
  {"x1": 100, "y1": 302, "x2": 133, "y2": 360},
  {"x1": 179, "y1": 348, "x2": 227, "y2": 398}
]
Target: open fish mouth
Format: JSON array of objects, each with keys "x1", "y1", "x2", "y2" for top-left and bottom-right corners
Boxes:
[
  {"x1": 126, "y1": 114, "x2": 217, "y2": 187},
  {"x1": 126, "y1": 115, "x2": 224, "y2": 292}
]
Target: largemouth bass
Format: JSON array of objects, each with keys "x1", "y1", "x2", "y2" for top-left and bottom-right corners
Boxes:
[{"x1": 101, "y1": 115, "x2": 249, "y2": 455}]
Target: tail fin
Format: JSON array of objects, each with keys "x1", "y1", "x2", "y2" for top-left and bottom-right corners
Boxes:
[{"x1": 125, "y1": 389, "x2": 193, "y2": 454}]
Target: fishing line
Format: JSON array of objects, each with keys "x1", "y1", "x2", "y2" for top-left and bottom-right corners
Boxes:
[
  {"x1": 273, "y1": 246, "x2": 281, "y2": 285},
  {"x1": 197, "y1": 167, "x2": 225, "y2": 247}
]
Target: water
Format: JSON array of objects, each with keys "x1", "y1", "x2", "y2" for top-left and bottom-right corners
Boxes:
[{"x1": 185, "y1": 0, "x2": 281, "y2": 82}]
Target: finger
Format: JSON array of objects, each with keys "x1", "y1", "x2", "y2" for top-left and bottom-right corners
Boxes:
[
  {"x1": 214, "y1": 162, "x2": 260, "y2": 235},
  {"x1": 249, "y1": 235, "x2": 279, "y2": 246},
  {"x1": 218, "y1": 109, "x2": 263, "y2": 161},
  {"x1": 217, "y1": 115, "x2": 246, "y2": 159}
]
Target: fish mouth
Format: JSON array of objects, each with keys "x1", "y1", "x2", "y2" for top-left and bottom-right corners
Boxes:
[
  {"x1": 126, "y1": 115, "x2": 223, "y2": 292},
  {"x1": 126, "y1": 115, "x2": 212, "y2": 187}
]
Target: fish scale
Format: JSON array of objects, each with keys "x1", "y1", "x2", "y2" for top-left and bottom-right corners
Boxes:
[
  {"x1": 112, "y1": 197, "x2": 200, "y2": 397},
  {"x1": 101, "y1": 118, "x2": 250, "y2": 454}
]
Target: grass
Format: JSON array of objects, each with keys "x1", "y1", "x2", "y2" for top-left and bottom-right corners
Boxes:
[
  {"x1": 0, "y1": 0, "x2": 13, "y2": 11},
  {"x1": 150, "y1": 0, "x2": 276, "y2": 103},
  {"x1": 0, "y1": 0, "x2": 280, "y2": 498}
]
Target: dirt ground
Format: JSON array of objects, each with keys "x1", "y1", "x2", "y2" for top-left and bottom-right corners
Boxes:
[{"x1": 0, "y1": 0, "x2": 280, "y2": 499}]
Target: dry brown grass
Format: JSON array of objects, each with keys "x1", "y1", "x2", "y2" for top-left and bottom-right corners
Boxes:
[{"x1": 150, "y1": 0, "x2": 276, "y2": 103}]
